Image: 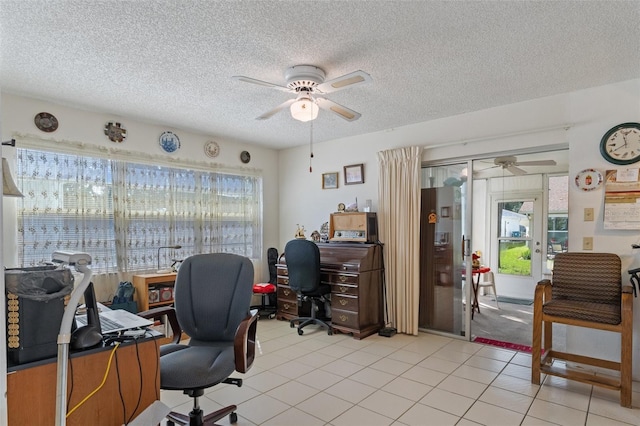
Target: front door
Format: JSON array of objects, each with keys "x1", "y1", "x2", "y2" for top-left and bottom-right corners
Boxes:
[{"x1": 490, "y1": 193, "x2": 544, "y2": 300}]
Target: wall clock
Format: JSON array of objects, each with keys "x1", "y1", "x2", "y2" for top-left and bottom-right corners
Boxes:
[
  {"x1": 159, "y1": 131, "x2": 180, "y2": 153},
  {"x1": 599, "y1": 122, "x2": 640, "y2": 165}
]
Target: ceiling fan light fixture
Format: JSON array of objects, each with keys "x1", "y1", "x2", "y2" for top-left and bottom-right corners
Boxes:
[{"x1": 290, "y1": 97, "x2": 319, "y2": 122}]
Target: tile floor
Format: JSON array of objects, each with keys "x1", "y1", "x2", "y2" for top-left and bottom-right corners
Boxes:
[{"x1": 160, "y1": 319, "x2": 640, "y2": 425}]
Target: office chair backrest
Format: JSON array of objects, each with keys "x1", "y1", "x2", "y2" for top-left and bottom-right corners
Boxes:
[
  {"x1": 174, "y1": 253, "x2": 254, "y2": 342},
  {"x1": 552, "y1": 252, "x2": 621, "y2": 305},
  {"x1": 284, "y1": 239, "x2": 321, "y2": 294}
]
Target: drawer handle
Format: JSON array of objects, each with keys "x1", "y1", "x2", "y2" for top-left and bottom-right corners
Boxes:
[
  {"x1": 339, "y1": 286, "x2": 348, "y2": 293},
  {"x1": 339, "y1": 314, "x2": 348, "y2": 322},
  {"x1": 284, "y1": 279, "x2": 289, "y2": 285},
  {"x1": 284, "y1": 303, "x2": 290, "y2": 309},
  {"x1": 339, "y1": 275, "x2": 348, "y2": 282},
  {"x1": 339, "y1": 299, "x2": 347, "y2": 306},
  {"x1": 283, "y1": 289, "x2": 290, "y2": 296}
]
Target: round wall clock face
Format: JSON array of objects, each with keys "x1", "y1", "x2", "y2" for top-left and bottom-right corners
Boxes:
[
  {"x1": 599, "y1": 122, "x2": 640, "y2": 165},
  {"x1": 240, "y1": 150, "x2": 251, "y2": 164},
  {"x1": 204, "y1": 140, "x2": 220, "y2": 158},
  {"x1": 34, "y1": 112, "x2": 58, "y2": 132},
  {"x1": 159, "y1": 131, "x2": 180, "y2": 153}
]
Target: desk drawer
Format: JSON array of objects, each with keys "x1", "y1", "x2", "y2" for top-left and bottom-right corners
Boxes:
[
  {"x1": 277, "y1": 285, "x2": 296, "y2": 301},
  {"x1": 332, "y1": 294, "x2": 358, "y2": 312},
  {"x1": 331, "y1": 282, "x2": 358, "y2": 296},
  {"x1": 331, "y1": 308, "x2": 359, "y2": 329},
  {"x1": 277, "y1": 275, "x2": 291, "y2": 286},
  {"x1": 277, "y1": 266, "x2": 288, "y2": 276},
  {"x1": 278, "y1": 299, "x2": 298, "y2": 316},
  {"x1": 324, "y1": 273, "x2": 358, "y2": 285}
]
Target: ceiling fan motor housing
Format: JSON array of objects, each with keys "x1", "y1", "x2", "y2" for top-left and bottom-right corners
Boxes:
[{"x1": 285, "y1": 65, "x2": 326, "y2": 91}]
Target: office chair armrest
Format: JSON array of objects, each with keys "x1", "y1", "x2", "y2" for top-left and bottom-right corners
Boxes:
[
  {"x1": 138, "y1": 305, "x2": 182, "y2": 344},
  {"x1": 234, "y1": 309, "x2": 258, "y2": 374}
]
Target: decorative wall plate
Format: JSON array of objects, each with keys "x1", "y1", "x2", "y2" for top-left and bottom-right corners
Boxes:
[
  {"x1": 204, "y1": 140, "x2": 220, "y2": 158},
  {"x1": 34, "y1": 112, "x2": 58, "y2": 132},
  {"x1": 240, "y1": 150, "x2": 251, "y2": 164},
  {"x1": 575, "y1": 168, "x2": 603, "y2": 191},
  {"x1": 159, "y1": 131, "x2": 180, "y2": 153},
  {"x1": 104, "y1": 121, "x2": 127, "y2": 143}
]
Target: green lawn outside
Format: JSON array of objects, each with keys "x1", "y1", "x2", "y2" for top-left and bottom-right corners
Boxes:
[{"x1": 499, "y1": 242, "x2": 531, "y2": 275}]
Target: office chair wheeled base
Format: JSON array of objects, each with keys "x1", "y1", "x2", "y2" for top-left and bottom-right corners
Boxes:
[
  {"x1": 289, "y1": 296, "x2": 332, "y2": 335},
  {"x1": 166, "y1": 379, "x2": 243, "y2": 425}
]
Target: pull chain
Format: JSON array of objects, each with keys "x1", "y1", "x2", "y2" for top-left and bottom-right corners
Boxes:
[{"x1": 309, "y1": 117, "x2": 314, "y2": 173}]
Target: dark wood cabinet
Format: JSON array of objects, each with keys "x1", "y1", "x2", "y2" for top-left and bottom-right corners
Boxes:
[{"x1": 276, "y1": 242, "x2": 384, "y2": 339}]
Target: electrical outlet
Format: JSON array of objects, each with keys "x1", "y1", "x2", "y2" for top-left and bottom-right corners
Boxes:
[
  {"x1": 583, "y1": 237, "x2": 593, "y2": 250},
  {"x1": 584, "y1": 207, "x2": 594, "y2": 221}
]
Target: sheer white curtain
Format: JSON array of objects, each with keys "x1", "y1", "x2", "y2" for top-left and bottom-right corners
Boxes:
[
  {"x1": 16, "y1": 143, "x2": 263, "y2": 300},
  {"x1": 377, "y1": 146, "x2": 423, "y2": 335}
]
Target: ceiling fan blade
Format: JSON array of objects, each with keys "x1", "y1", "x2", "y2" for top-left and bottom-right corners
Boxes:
[
  {"x1": 507, "y1": 165, "x2": 527, "y2": 176},
  {"x1": 232, "y1": 75, "x2": 291, "y2": 92},
  {"x1": 514, "y1": 160, "x2": 557, "y2": 166},
  {"x1": 316, "y1": 70, "x2": 372, "y2": 94},
  {"x1": 315, "y1": 97, "x2": 361, "y2": 121},
  {"x1": 256, "y1": 99, "x2": 296, "y2": 120}
]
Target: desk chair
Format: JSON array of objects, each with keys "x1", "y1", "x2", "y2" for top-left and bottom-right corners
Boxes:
[
  {"x1": 139, "y1": 253, "x2": 258, "y2": 425},
  {"x1": 531, "y1": 252, "x2": 633, "y2": 407},
  {"x1": 285, "y1": 239, "x2": 332, "y2": 335}
]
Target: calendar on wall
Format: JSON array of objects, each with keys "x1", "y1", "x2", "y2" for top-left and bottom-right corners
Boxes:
[{"x1": 604, "y1": 169, "x2": 640, "y2": 230}]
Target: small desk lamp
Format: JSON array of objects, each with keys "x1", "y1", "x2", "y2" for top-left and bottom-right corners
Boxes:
[
  {"x1": 51, "y1": 251, "x2": 92, "y2": 426},
  {"x1": 157, "y1": 245, "x2": 181, "y2": 273}
]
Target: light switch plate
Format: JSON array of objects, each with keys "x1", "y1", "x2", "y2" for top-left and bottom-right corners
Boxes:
[
  {"x1": 583, "y1": 237, "x2": 593, "y2": 250},
  {"x1": 584, "y1": 208, "x2": 594, "y2": 221}
]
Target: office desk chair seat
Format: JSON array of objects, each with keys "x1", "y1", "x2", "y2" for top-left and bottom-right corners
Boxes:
[
  {"x1": 139, "y1": 253, "x2": 258, "y2": 425},
  {"x1": 285, "y1": 239, "x2": 332, "y2": 336}
]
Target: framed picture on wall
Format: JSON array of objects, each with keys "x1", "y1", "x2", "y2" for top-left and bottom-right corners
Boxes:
[
  {"x1": 344, "y1": 163, "x2": 364, "y2": 185},
  {"x1": 322, "y1": 172, "x2": 338, "y2": 189}
]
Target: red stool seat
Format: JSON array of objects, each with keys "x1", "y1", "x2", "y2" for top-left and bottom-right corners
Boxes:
[
  {"x1": 251, "y1": 283, "x2": 277, "y2": 319},
  {"x1": 253, "y1": 283, "x2": 276, "y2": 294}
]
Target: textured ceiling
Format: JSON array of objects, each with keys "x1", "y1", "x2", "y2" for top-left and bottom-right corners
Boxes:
[{"x1": 1, "y1": 1, "x2": 639, "y2": 150}]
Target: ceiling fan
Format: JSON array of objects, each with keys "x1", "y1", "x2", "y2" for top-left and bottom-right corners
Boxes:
[
  {"x1": 492, "y1": 156, "x2": 557, "y2": 175},
  {"x1": 233, "y1": 65, "x2": 371, "y2": 122}
]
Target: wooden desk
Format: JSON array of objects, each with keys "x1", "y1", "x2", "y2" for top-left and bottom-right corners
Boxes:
[
  {"x1": 7, "y1": 336, "x2": 160, "y2": 425},
  {"x1": 277, "y1": 242, "x2": 384, "y2": 339}
]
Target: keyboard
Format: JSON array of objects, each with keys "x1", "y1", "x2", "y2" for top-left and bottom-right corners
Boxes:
[{"x1": 76, "y1": 315, "x2": 124, "y2": 332}]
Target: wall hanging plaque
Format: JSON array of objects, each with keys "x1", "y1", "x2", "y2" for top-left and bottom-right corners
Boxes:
[
  {"x1": 204, "y1": 140, "x2": 220, "y2": 158},
  {"x1": 104, "y1": 121, "x2": 127, "y2": 143},
  {"x1": 159, "y1": 131, "x2": 180, "y2": 153},
  {"x1": 34, "y1": 112, "x2": 58, "y2": 132}
]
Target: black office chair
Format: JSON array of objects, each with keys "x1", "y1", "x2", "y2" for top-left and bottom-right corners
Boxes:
[
  {"x1": 139, "y1": 253, "x2": 258, "y2": 425},
  {"x1": 285, "y1": 239, "x2": 332, "y2": 335}
]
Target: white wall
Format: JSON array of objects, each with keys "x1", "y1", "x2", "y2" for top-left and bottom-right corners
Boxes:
[
  {"x1": 278, "y1": 78, "x2": 640, "y2": 378},
  {"x1": 0, "y1": 93, "x2": 281, "y2": 285}
]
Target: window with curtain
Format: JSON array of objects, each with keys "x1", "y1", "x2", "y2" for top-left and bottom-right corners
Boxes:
[{"x1": 16, "y1": 148, "x2": 263, "y2": 274}]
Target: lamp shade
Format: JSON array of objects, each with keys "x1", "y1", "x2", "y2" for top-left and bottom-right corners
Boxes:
[
  {"x1": 290, "y1": 98, "x2": 319, "y2": 122},
  {"x1": 2, "y1": 157, "x2": 23, "y2": 197}
]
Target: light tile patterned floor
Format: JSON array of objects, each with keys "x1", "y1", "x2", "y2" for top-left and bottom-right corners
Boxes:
[{"x1": 160, "y1": 319, "x2": 640, "y2": 425}]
